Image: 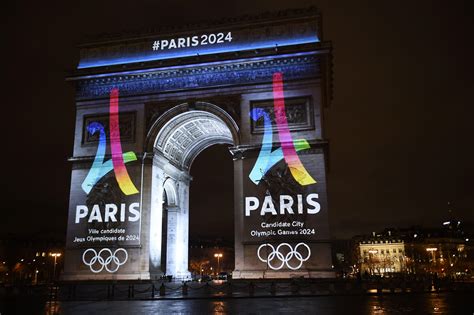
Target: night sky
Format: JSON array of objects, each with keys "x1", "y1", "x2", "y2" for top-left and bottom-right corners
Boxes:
[{"x1": 3, "y1": 0, "x2": 473, "y2": 240}]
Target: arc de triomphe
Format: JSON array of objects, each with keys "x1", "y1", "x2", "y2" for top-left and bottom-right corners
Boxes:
[{"x1": 63, "y1": 8, "x2": 334, "y2": 280}]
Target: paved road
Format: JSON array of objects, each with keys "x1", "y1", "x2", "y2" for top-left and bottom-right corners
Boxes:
[
  {"x1": 2, "y1": 291, "x2": 474, "y2": 314},
  {"x1": 39, "y1": 293, "x2": 474, "y2": 314}
]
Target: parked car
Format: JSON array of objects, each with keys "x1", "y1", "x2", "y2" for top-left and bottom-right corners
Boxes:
[
  {"x1": 198, "y1": 275, "x2": 212, "y2": 282},
  {"x1": 217, "y1": 272, "x2": 228, "y2": 280}
]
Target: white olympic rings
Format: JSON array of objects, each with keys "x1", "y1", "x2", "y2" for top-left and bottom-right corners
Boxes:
[
  {"x1": 82, "y1": 248, "x2": 128, "y2": 273},
  {"x1": 257, "y1": 243, "x2": 311, "y2": 270}
]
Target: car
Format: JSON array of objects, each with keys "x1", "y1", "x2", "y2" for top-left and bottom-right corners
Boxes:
[
  {"x1": 217, "y1": 272, "x2": 228, "y2": 280},
  {"x1": 198, "y1": 275, "x2": 212, "y2": 282}
]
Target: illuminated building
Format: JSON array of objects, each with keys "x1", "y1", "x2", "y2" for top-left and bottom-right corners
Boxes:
[
  {"x1": 354, "y1": 221, "x2": 473, "y2": 277},
  {"x1": 402, "y1": 223, "x2": 473, "y2": 277},
  {"x1": 357, "y1": 232, "x2": 406, "y2": 275},
  {"x1": 63, "y1": 8, "x2": 334, "y2": 281}
]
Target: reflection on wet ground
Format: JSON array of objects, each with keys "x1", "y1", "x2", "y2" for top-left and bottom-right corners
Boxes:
[{"x1": 40, "y1": 292, "x2": 473, "y2": 314}]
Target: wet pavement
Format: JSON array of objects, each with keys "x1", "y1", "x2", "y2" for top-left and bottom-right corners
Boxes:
[{"x1": 36, "y1": 292, "x2": 474, "y2": 314}]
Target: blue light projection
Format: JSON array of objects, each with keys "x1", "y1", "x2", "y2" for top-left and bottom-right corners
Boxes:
[{"x1": 78, "y1": 35, "x2": 319, "y2": 69}]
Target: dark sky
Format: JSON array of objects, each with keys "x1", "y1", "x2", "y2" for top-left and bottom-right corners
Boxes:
[{"x1": 2, "y1": 0, "x2": 473, "y2": 239}]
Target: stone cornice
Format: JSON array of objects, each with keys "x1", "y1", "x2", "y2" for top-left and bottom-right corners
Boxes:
[
  {"x1": 68, "y1": 152, "x2": 154, "y2": 163},
  {"x1": 229, "y1": 139, "x2": 328, "y2": 159},
  {"x1": 70, "y1": 42, "x2": 330, "y2": 78},
  {"x1": 74, "y1": 51, "x2": 324, "y2": 100}
]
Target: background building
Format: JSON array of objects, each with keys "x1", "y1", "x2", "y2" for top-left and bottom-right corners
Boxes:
[
  {"x1": 356, "y1": 232, "x2": 405, "y2": 276},
  {"x1": 0, "y1": 233, "x2": 64, "y2": 284},
  {"x1": 352, "y1": 219, "x2": 473, "y2": 278}
]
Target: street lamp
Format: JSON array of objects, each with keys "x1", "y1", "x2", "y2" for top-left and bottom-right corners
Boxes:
[
  {"x1": 214, "y1": 253, "x2": 223, "y2": 274},
  {"x1": 50, "y1": 253, "x2": 61, "y2": 282},
  {"x1": 34, "y1": 269, "x2": 39, "y2": 285}
]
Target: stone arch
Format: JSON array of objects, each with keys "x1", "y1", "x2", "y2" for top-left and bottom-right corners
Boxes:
[
  {"x1": 159, "y1": 177, "x2": 179, "y2": 275},
  {"x1": 148, "y1": 104, "x2": 239, "y2": 279},
  {"x1": 163, "y1": 178, "x2": 178, "y2": 207},
  {"x1": 155, "y1": 110, "x2": 234, "y2": 171},
  {"x1": 144, "y1": 102, "x2": 240, "y2": 154}
]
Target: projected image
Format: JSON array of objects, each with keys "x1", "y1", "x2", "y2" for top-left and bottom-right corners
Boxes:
[
  {"x1": 244, "y1": 72, "x2": 327, "y2": 271},
  {"x1": 68, "y1": 88, "x2": 142, "y2": 273},
  {"x1": 257, "y1": 242, "x2": 311, "y2": 270},
  {"x1": 81, "y1": 88, "x2": 139, "y2": 196},
  {"x1": 82, "y1": 248, "x2": 128, "y2": 273},
  {"x1": 249, "y1": 72, "x2": 316, "y2": 186}
]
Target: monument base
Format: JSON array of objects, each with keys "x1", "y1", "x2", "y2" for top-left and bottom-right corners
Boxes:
[
  {"x1": 61, "y1": 272, "x2": 152, "y2": 281},
  {"x1": 173, "y1": 270, "x2": 192, "y2": 280},
  {"x1": 232, "y1": 269, "x2": 336, "y2": 279}
]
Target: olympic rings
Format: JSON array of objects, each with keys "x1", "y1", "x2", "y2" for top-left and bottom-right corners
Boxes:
[
  {"x1": 82, "y1": 248, "x2": 128, "y2": 273},
  {"x1": 257, "y1": 243, "x2": 311, "y2": 270}
]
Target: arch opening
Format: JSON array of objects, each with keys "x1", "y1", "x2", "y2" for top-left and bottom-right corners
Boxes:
[
  {"x1": 149, "y1": 108, "x2": 237, "y2": 279},
  {"x1": 189, "y1": 144, "x2": 235, "y2": 277}
]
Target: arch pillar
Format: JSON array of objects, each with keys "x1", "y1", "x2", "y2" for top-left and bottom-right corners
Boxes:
[
  {"x1": 175, "y1": 179, "x2": 191, "y2": 278},
  {"x1": 165, "y1": 205, "x2": 179, "y2": 276},
  {"x1": 150, "y1": 153, "x2": 192, "y2": 279},
  {"x1": 232, "y1": 156, "x2": 245, "y2": 275},
  {"x1": 149, "y1": 156, "x2": 165, "y2": 278}
]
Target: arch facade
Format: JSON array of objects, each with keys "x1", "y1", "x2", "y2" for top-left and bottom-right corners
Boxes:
[{"x1": 63, "y1": 8, "x2": 335, "y2": 280}]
